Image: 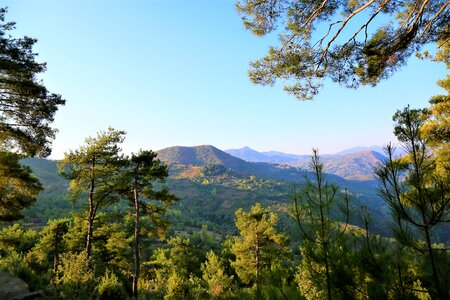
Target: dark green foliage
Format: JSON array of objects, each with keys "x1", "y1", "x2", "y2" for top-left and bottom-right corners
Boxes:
[
  {"x1": 0, "y1": 8, "x2": 65, "y2": 157},
  {"x1": 0, "y1": 150, "x2": 42, "y2": 221},
  {"x1": 236, "y1": 0, "x2": 450, "y2": 100}
]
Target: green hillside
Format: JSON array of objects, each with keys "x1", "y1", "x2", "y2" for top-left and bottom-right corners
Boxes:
[{"x1": 19, "y1": 147, "x2": 390, "y2": 238}]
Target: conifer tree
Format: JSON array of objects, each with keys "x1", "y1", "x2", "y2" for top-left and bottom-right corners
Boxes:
[
  {"x1": 28, "y1": 218, "x2": 70, "y2": 273},
  {"x1": 231, "y1": 203, "x2": 290, "y2": 299},
  {"x1": 0, "y1": 8, "x2": 64, "y2": 157},
  {"x1": 421, "y1": 56, "x2": 450, "y2": 168},
  {"x1": 120, "y1": 150, "x2": 177, "y2": 298},
  {"x1": 201, "y1": 250, "x2": 234, "y2": 299},
  {"x1": 376, "y1": 106, "x2": 450, "y2": 299},
  {"x1": 236, "y1": 0, "x2": 449, "y2": 100},
  {"x1": 0, "y1": 150, "x2": 42, "y2": 221},
  {"x1": 58, "y1": 128, "x2": 126, "y2": 263},
  {"x1": 291, "y1": 150, "x2": 352, "y2": 299}
]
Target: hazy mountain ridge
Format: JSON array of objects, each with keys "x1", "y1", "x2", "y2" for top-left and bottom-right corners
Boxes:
[
  {"x1": 333, "y1": 145, "x2": 385, "y2": 156},
  {"x1": 225, "y1": 147, "x2": 309, "y2": 164},
  {"x1": 226, "y1": 147, "x2": 388, "y2": 180},
  {"x1": 157, "y1": 145, "x2": 351, "y2": 185},
  {"x1": 293, "y1": 150, "x2": 387, "y2": 181},
  {"x1": 20, "y1": 148, "x2": 389, "y2": 237}
]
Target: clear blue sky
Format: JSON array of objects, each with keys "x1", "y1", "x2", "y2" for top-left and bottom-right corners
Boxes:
[{"x1": 5, "y1": 1, "x2": 448, "y2": 158}]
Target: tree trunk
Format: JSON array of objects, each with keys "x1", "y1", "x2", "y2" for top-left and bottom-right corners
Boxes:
[
  {"x1": 254, "y1": 229, "x2": 260, "y2": 300},
  {"x1": 424, "y1": 226, "x2": 442, "y2": 299},
  {"x1": 53, "y1": 224, "x2": 61, "y2": 273},
  {"x1": 323, "y1": 244, "x2": 332, "y2": 300},
  {"x1": 132, "y1": 184, "x2": 140, "y2": 299},
  {"x1": 86, "y1": 174, "x2": 95, "y2": 264},
  {"x1": 86, "y1": 202, "x2": 95, "y2": 263}
]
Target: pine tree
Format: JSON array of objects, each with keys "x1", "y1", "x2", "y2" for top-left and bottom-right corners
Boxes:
[
  {"x1": 58, "y1": 128, "x2": 126, "y2": 263},
  {"x1": 120, "y1": 150, "x2": 177, "y2": 298},
  {"x1": 291, "y1": 150, "x2": 352, "y2": 299},
  {"x1": 376, "y1": 106, "x2": 450, "y2": 299},
  {"x1": 0, "y1": 150, "x2": 42, "y2": 221},
  {"x1": 231, "y1": 203, "x2": 290, "y2": 299},
  {"x1": 0, "y1": 8, "x2": 64, "y2": 157},
  {"x1": 201, "y1": 250, "x2": 234, "y2": 299},
  {"x1": 236, "y1": 0, "x2": 449, "y2": 100}
]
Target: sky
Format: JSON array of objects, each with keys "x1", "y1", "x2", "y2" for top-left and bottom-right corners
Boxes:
[{"x1": 4, "y1": 0, "x2": 448, "y2": 159}]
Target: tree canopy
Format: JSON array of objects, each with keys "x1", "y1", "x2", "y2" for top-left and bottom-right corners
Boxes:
[
  {"x1": 58, "y1": 128, "x2": 126, "y2": 262},
  {"x1": 376, "y1": 106, "x2": 450, "y2": 299},
  {"x1": 0, "y1": 7, "x2": 65, "y2": 157},
  {"x1": 0, "y1": 150, "x2": 42, "y2": 221},
  {"x1": 236, "y1": 0, "x2": 450, "y2": 100}
]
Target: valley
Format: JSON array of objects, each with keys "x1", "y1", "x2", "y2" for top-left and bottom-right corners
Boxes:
[{"x1": 21, "y1": 145, "x2": 391, "y2": 239}]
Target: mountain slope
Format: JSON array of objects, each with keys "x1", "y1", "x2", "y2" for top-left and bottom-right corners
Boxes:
[
  {"x1": 225, "y1": 147, "x2": 270, "y2": 162},
  {"x1": 333, "y1": 146, "x2": 385, "y2": 156},
  {"x1": 225, "y1": 147, "x2": 309, "y2": 164},
  {"x1": 18, "y1": 154, "x2": 391, "y2": 240},
  {"x1": 157, "y1": 145, "x2": 258, "y2": 174},
  {"x1": 225, "y1": 147, "x2": 387, "y2": 180},
  {"x1": 293, "y1": 150, "x2": 387, "y2": 180}
]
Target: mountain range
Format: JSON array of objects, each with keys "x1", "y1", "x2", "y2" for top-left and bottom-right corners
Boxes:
[
  {"x1": 18, "y1": 144, "x2": 397, "y2": 241},
  {"x1": 225, "y1": 146, "x2": 387, "y2": 180}
]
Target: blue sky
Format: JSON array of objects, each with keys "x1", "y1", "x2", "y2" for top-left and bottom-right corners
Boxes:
[{"x1": 5, "y1": 1, "x2": 448, "y2": 158}]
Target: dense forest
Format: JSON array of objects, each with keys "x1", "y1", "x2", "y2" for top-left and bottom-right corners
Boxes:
[{"x1": 0, "y1": 2, "x2": 449, "y2": 300}]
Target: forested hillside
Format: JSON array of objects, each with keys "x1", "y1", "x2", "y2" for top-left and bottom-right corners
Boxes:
[
  {"x1": 19, "y1": 145, "x2": 391, "y2": 238},
  {"x1": 0, "y1": 1, "x2": 448, "y2": 299}
]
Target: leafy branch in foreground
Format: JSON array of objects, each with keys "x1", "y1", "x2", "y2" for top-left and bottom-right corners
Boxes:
[{"x1": 236, "y1": 0, "x2": 449, "y2": 100}]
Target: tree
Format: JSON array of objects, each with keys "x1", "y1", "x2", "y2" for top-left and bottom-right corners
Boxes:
[
  {"x1": 120, "y1": 150, "x2": 178, "y2": 298},
  {"x1": 291, "y1": 150, "x2": 352, "y2": 299},
  {"x1": 231, "y1": 203, "x2": 290, "y2": 299},
  {"x1": 376, "y1": 106, "x2": 450, "y2": 299},
  {"x1": 28, "y1": 218, "x2": 70, "y2": 274},
  {"x1": 0, "y1": 8, "x2": 65, "y2": 156},
  {"x1": 236, "y1": 0, "x2": 449, "y2": 100},
  {"x1": 0, "y1": 150, "x2": 42, "y2": 221},
  {"x1": 58, "y1": 128, "x2": 126, "y2": 263},
  {"x1": 421, "y1": 65, "x2": 450, "y2": 168},
  {"x1": 201, "y1": 250, "x2": 235, "y2": 299}
]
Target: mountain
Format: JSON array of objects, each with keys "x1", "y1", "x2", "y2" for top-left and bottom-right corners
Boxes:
[
  {"x1": 224, "y1": 147, "x2": 271, "y2": 163},
  {"x1": 334, "y1": 145, "x2": 408, "y2": 157},
  {"x1": 19, "y1": 149, "x2": 389, "y2": 238},
  {"x1": 292, "y1": 150, "x2": 387, "y2": 181},
  {"x1": 20, "y1": 158, "x2": 73, "y2": 220},
  {"x1": 225, "y1": 147, "x2": 386, "y2": 180},
  {"x1": 157, "y1": 145, "x2": 257, "y2": 174},
  {"x1": 16, "y1": 145, "x2": 448, "y2": 243},
  {"x1": 225, "y1": 147, "x2": 309, "y2": 164},
  {"x1": 333, "y1": 146, "x2": 385, "y2": 156}
]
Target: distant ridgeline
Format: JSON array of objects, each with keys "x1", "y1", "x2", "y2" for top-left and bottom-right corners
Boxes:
[{"x1": 19, "y1": 145, "x2": 399, "y2": 240}]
